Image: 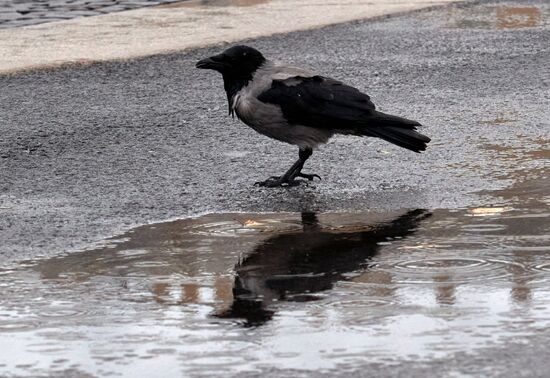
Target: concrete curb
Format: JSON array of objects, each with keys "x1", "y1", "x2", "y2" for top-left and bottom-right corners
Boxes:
[{"x1": 0, "y1": 0, "x2": 465, "y2": 74}]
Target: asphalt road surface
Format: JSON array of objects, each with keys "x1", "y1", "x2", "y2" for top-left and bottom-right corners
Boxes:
[
  {"x1": 1, "y1": 0, "x2": 550, "y2": 377},
  {"x1": 1, "y1": 0, "x2": 548, "y2": 265}
]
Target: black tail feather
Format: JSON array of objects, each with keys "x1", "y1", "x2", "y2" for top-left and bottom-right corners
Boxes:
[{"x1": 361, "y1": 111, "x2": 431, "y2": 153}]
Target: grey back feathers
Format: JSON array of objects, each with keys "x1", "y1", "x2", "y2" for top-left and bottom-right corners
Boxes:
[{"x1": 233, "y1": 61, "x2": 334, "y2": 149}]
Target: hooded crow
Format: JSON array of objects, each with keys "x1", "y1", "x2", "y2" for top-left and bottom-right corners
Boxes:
[{"x1": 196, "y1": 45, "x2": 431, "y2": 187}]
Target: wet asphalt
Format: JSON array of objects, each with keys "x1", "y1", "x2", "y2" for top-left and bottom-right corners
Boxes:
[
  {"x1": 1, "y1": 0, "x2": 550, "y2": 377},
  {"x1": 0, "y1": 0, "x2": 548, "y2": 265}
]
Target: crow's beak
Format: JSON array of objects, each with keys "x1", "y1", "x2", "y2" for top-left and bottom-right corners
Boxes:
[{"x1": 195, "y1": 54, "x2": 225, "y2": 70}]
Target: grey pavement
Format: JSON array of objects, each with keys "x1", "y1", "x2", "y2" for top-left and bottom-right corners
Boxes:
[
  {"x1": 0, "y1": 0, "x2": 549, "y2": 269},
  {"x1": 2, "y1": 0, "x2": 456, "y2": 74},
  {"x1": 0, "y1": 0, "x2": 550, "y2": 376},
  {"x1": 0, "y1": 0, "x2": 184, "y2": 28}
]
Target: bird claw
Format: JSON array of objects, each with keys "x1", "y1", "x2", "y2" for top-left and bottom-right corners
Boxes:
[
  {"x1": 254, "y1": 177, "x2": 305, "y2": 188},
  {"x1": 254, "y1": 177, "x2": 281, "y2": 187},
  {"x1": 295, "y1": 173, "x2": 321, "y2": 181},
  {"x1": 254, "y1": 172, "x2": 321, "y2": 188}
]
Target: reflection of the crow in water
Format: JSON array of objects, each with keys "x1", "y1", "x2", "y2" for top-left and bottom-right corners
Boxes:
[{"x1": 216, "y1": 209, "x2": 430, "y2": 326}]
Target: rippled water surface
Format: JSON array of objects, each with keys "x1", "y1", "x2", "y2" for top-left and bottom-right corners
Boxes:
[{"x1": 2, "y1": 189, "x2": 549, "y2": 376}]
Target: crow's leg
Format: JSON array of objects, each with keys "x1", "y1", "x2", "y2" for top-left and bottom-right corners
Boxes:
[
  {"x1": 290, "y1": 148, "x2": 321, "y2": 181},
  {"x1": 255, "y1": 148, "x2": 321, "y2": 187}
]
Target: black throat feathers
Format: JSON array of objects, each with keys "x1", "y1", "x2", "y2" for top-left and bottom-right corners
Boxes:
[{"x1": 223, "y1": 75, "x2": 251, "y2": 117}]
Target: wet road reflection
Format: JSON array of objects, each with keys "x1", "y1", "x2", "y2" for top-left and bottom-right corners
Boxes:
[
  {"x1": 1, "y1": 198, "x2": 549, "y2": 376},
  {"x1": 496, "y1": 6, "x2": 541, "y2": 29},
  {"x1": 447, "y1": 4, "x2": 546, "y2": 29},
  {"x1": 216, "y1": 210, "x2": 430, "y2": 326}
]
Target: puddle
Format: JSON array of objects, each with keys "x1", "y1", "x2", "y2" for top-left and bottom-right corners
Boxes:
[
  {"x1": 447, "y1": 4, "x2": 547, "y2": 29},
  {"x1": 496, "y1": 6, "x2": 541, "y2": 29},
  {"x1": 2, "y1": 167, "x2": 550, "y2": 376},
  {"x1": 479, "y1": 115, "x2": 518, "y2": 125}
]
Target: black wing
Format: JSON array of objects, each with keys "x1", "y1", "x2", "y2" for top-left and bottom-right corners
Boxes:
[
  {"x1": 257, "y1": 75, "x2": 430, "y2": 152},
  {"x1": 257, "y1": 75, "x2": 376, "y2": 129}
]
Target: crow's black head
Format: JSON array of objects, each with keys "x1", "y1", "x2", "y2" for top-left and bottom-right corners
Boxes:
[
  {"x1": 196, "y1": 45, "x2": 266, "y2": 114},
  {"x1": 196, "y1": 45, "x2": 266, "y2": 80}
]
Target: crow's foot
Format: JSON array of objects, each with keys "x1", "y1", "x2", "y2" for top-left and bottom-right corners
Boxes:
[
  {"x1": 254, "y1": 176, "x2": 301, "y2": 187},
  {"x1": 254, "y1": 173, "x2": 321, "y2": 188}
]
